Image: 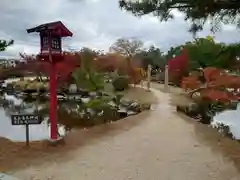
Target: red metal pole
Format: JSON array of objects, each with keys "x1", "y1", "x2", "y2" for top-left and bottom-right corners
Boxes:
[
  {"x1": 50, "y1": 62, "x2": 58, "y2": 140},
  {"x1": 48, "y1": 31, "x2": 58, "y2": 140}
]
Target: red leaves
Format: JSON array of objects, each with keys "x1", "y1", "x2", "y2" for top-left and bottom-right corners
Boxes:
[
  {"x1": 168, "y1": 48, "x2": 188, "y2": 73},
  {"x1": 202, "y1": 67, "x2": 223, "y2": 82},
  {"x1": 210, "y1": 75, "x2": 240, "y2": 90},
  {"x1": 181, "y1": 67, "x2": 240, "y2": 103},
  {"x1": 168, "y1": 48, "x2": 189, "y2": 84},
  {"x1": 16, "y1": 52, "x2": 143, "y2": 85},
  {"x1": 200, "y1": 89, "x2": 239, "y2": 103},
  {"x1": 16, "y1": 53, "x2": 79, "y2": 83},
  {"x1": 39, "y1": 54, "x2": 79, "y2": 78},
  {"x1": 181, "y1": 76, "x2": 202, "y2": 90}
]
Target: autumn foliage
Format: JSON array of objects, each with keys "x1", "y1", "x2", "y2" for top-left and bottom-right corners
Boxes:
[
  {"x1": 181, "y1": 67, "x2": 240, "y2": 103},
  {"x1": 167, "y1": 48, "x2": 189, "y2": 84},
  {"x1": 15, "y1": 52, "x2": 145, "y2": 85}
]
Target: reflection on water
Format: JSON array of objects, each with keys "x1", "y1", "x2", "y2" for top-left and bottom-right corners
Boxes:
[
  {"x1": 212, "y1": 103, "x2": 240, "y2": 139},
  {"x1": 0, "y1": 87, "x2": 126, "y2": 142},
  {"x1": 0, "y1": 92, "x2": 80, "y2": 142},
  {"x1": 0, "y1": 78, "x2": 150, "y2": 142},
  {"x1": 0, "y1": 112, "x2": 65, "y2": 142}
]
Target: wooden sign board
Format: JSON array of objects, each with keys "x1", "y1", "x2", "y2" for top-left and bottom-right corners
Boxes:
[
  {"x1": 11, "y1": 114, "x2": 42, "y2": 125},
  {"x1": 11, "y1": 114, "x2": 42, "y2": 146}
]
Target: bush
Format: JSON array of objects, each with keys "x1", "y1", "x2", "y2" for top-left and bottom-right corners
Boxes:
[{"x1": 112, "y1": 76, "x2": 129, "y2": 91}]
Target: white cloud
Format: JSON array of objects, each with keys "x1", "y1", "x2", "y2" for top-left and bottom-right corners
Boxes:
[{"x1": 0, "y1": 0, "x2": 240, "y2": 58}]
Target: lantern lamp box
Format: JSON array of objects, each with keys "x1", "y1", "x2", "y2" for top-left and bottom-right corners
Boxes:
[{"x1": 27, "y1": 21, "x2": 73, "y2": 61}]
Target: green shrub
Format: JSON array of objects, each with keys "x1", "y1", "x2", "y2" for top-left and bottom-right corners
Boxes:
[{"x1": 112, "y1": 76, "x2": 129, "y2": 91}]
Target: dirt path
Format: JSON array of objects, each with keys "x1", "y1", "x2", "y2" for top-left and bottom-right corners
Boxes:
[{"x1": 11, "y1": 85, "x2": 240, "y2": 180}]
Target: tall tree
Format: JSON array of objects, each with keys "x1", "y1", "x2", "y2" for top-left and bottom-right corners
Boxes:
[
  {"x1": 136, "y1": 45, "x2": 166, "y2": 70},
  {"x1": 109, "y1": 38, "x2": 144, "y2": 57},
  {"x1": 186, "y1": 38, "x2": 240, "y2": 70},
  {"x1": 110, "y1": 38, "x2": 144, "y2": 71},
  {"x1": 119, "y1": 0, "x2": 240, "y2": 33},
  {"x1": 0, "y1": 39, "x2": 14, "y2": 52},
  {"x1": 166, "y1": 45, "x2": 185, "y2": 60},
  {"x1": 79, "y1": 47, "x2": 103, "y2": 57},
  {"x1": 166, "y1": 37, "x2": 240, "y2": 71}
]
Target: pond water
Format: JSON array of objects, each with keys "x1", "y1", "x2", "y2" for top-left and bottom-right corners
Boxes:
[
  {"x1": 0, "y1": 90, "x2": 106, "y2": 142},
  {"x1": 0, "y1": 77, "x2": 152, "y2": 143},
  {"x1": 0, "y1": 86, "x2": 143, "y2": 142},
  {"x1": 212, "y1": 104, "x2": 240, "y2": 139},
  {"x1": 0, "y1": 93, "x2": 67, "y2": 142}
]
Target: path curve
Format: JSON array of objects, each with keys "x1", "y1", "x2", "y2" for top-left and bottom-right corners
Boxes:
[{"x1": 12, "y1": 86, "x2": 240, "y2": 180}]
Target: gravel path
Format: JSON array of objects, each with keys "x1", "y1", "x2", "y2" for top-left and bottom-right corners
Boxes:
[{"x1": 11, "y1": 86, "x2": 240, "y2": 180}]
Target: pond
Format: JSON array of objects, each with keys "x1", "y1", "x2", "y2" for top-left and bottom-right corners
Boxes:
[
  {"x1": 0, "y1": 91, "x2": 120, "y2": 142},
  {"x1": 0, "y1": 84, "x2": 150, "y2": 142},
  {"x1": 212, "y1": 103, "x2": 240, "y2": 140},
  {"x1": 0, "y1": 93, "x2": 67, "y2": 142}
]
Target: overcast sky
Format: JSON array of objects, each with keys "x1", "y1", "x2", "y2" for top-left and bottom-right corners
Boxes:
[{"x1": 0, "y1": 0, "x2": 240, "y2": 58}]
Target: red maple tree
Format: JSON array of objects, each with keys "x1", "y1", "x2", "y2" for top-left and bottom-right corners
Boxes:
[
  {"x1": 181, "y1": 67, "x2": 240, "y2": 103},
  {"x1": 167, "y1": 48, "x2": 189, "y2": 84},
  {"x1": 15, "y1": 53, "x2": 79, "y2": 86}
]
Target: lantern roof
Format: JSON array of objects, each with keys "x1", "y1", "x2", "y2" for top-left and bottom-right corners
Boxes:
[{"x1": 27, "y1": 21, "x2": 73, "y2": 37}]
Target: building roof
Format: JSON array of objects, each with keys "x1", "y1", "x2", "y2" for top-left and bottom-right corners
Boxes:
[{"x1": 27, "y1": 21, "x2": 73, "y2": 37}]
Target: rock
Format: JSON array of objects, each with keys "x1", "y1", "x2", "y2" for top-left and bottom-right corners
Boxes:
[
  {"x1": 120, "y1": 99, "x2": 132, "y2": 107},
  {"x1": 97, "y1": 110, "x2": 104, "y2": 117},
  {"x1": 140, "y1": 103, "x2": 151, "y2": 111},
  {"x1": 5, "y1": 83, "x2": 14, "y2": 92},
  {"x1": 186, "y1": 103, "x2": 199, "y2": 117},
  {"x1": 57, "y1": 95, "x2": 65, "y2": 100},
  {"x1": 79, "y1": 89, "x2": 89, "y2": 97},
  {"x1": 6, "y1": 91, "x2": 15, "y2": 96},
  {"x1": 78, "y1": 110, "x2": 86, "y2": 118},
  {"x1": 89, "y1": 92, "x2": 97, "y2": 97},
  {"x1": 176, "y1": 105, "x2": 187, "y2": 113},
  {"x1": 69, "y1": 84, "x2": 77, "y2": 93},
  {"x1": 23, "y1": 89, "x2": 37, "y2": 94},
  {"x1": 127, "y1": 111, "x2": 137, "y2": 116},
  {"x1": 100, "y1": 107, "x2": 119, "y2": 121},
  {"x1": 118, "y1": 107, "x2": 128, "y2": 118},
  {"x1": 177, "y1": 103, "x2": 213, "y2": 124},
  {"x1": 108, "y1": 101, "x2": 117, "y2": 107},
  {"x1": 215, "y1": 123, "x2": 233, "y2": 138},
  {"x1": 81, "y1": 97, "x2": 91, "y2": 103},
  {"x1": 96, "y1": 91, "x2": 103, "y2": 96},
  {"x1": 200, "y1": 111, "x2": 212, "y2": 124},
  {"x1": 87, "y1": 108, "x2": 96, "y2": 116},
  {"x1": 67, "y1": 95, "x2": 82, "y2": 101},
  {"x1": 127, "y1": 101, "x2": 141, "y2": 112},
  {"x1": 74, "y1": 95, "x2": 82, "y2": 101},
  {"x1": 38, "y1": 88, "x2": 46, "y2": 94},
  {"x1": 101, "y1": 92, "x2": 109, "y2": 96},
  {"x1": 177, "y1": 103, "x2": 200, "y2": 118},
  {"x1": 31, "y1": 92, "x2": 39, "y2": 98}
]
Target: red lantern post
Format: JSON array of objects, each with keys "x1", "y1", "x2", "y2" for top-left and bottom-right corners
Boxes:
[{"x1": 27, "y1": 21, "x2": 73, "y2": 141}]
